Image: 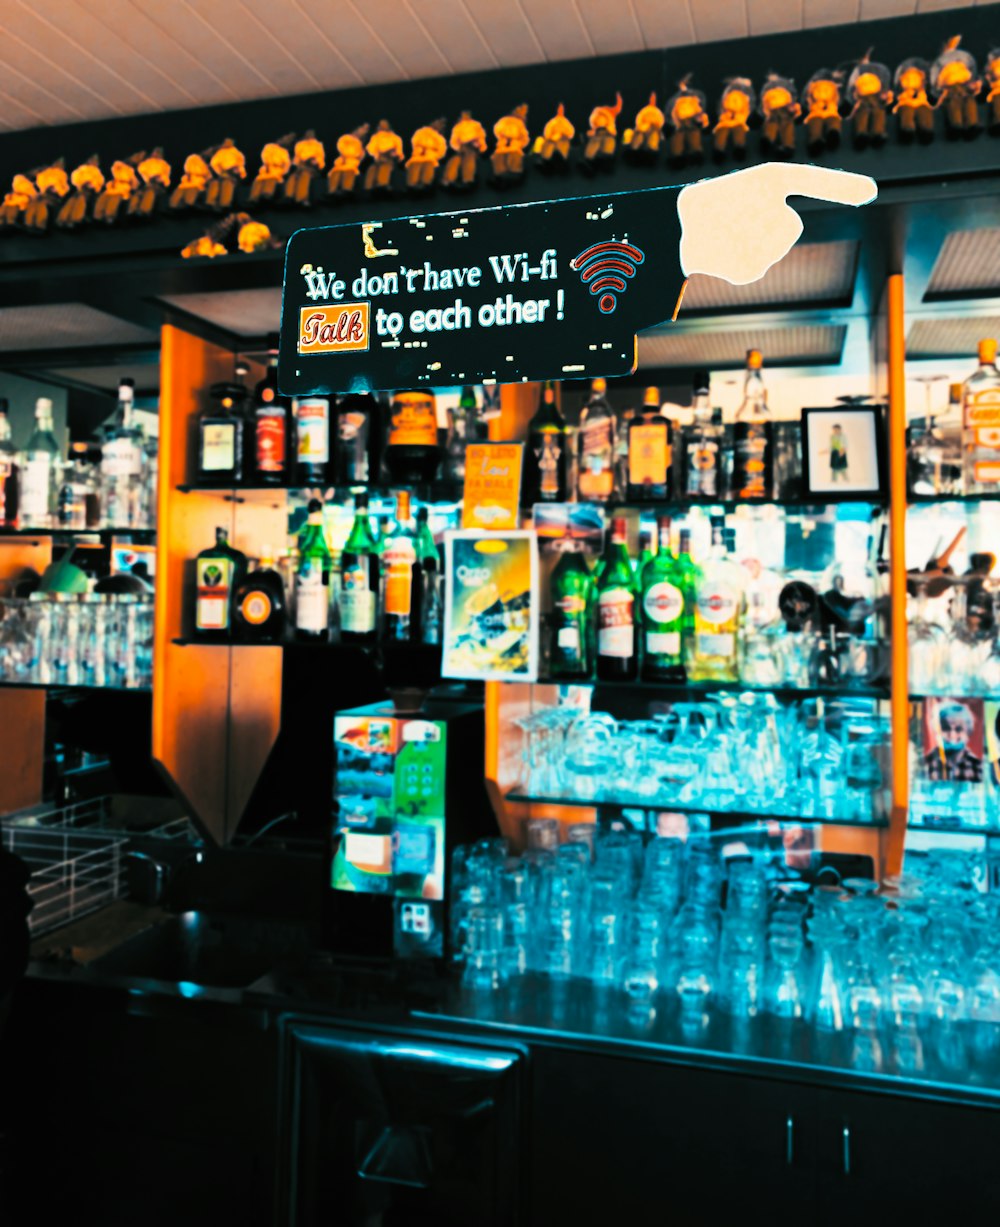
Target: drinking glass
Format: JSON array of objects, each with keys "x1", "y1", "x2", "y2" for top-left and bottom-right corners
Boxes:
[{"x1": 461, "y1": 905, "x2": 506, "y2": 991}]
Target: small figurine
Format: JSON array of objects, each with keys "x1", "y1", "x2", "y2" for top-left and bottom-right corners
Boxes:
[
  {"x1": 986, "y1": 48, "x2": 1000, "y2": 132},
  {"x1": 847, "y1": 51, "x2": 893, "y2": 148},
  {"x1": 893, "y1": 58, "x2": 934, "y2": 142},
  {"x1": 204, "y1": 139, "x2": 246, "y2": 210},
  {"x1": 802, "y1": 69, "x2": 842, "y2": 152},
  {"x1": 326, "y1": 125, "x2": 369, "y2": 197},
  {"x1": 713, "y1": 78, "x2": 754, "y2": 160},
  {"x1": 56, "y1": 155, "x2": 104, "y2": 228},
  {"x1": 24, "y1": 161, "x2": 69, "y2": 231},
  {"x1": 236, "y1": 213, "x2": 279, "y2": 253},
  {"x1": 129, "y1": 149, "x2": 171, "y2": 217},
  {"x1": 759, "y1": 74, "x2": 801, "y2": 156},
  {"x1": 169, "y1": 151, "x2": 212, "y2": 209},
  {"x1": 534, "y1": 103, "x2": 574, "y2": 170},
  {"x1": 666, "y1": 78, "x2": 709, "y2": 164},
  {"x1": 491, "y1": 104, "x2": 530, "y2": 182},
  {"x1": 405, "y1": 118, "x2": 447, "y2": 190},
  {"x1": 285, "y1": 131, "x2": 325, "y2": 205},
  {"x1": 181, "y1": 218, "x2": 230, "y2": 259},
  {"x1": 624, "y1": 92, "x2": 665, "y2": 160},
  {"x1": 363, "y1": 119, "x2": 404, "y2": 193},
  {"x1": 0, "y1": 173, "x2": 36, "y2": 228},
  {"x1": 249, "y1": 135, "x2": 293, "y2": 204},
  {"x1": 93, "y1": 154, "x2": 141, "y2": 224},
  {"x1": 442, "y1": 111, "x2": 488, "y2": 190},
  {"x1": 582, "y1": 93, "x2": 622, "y2": 170},
  {"x1": 931, "y1": 36, "x2": 982, "y2": 136}
]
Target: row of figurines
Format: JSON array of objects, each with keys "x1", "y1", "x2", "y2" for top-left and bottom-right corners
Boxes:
[{"x1": 3, "y1": 34, "x2": 1000, "y2": 239}]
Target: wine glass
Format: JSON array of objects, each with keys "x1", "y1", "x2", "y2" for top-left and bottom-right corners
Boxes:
[{"x1": 908, "y1": 575, "x2": 946, "y2": 696}]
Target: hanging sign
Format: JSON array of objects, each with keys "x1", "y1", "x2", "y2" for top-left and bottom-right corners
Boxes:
[
  {"x1": 461, "y1": 442, "x2": 523, "y2": 531},
  {"x1": 279, "y1": 163, "x2": 876, "y2": 394}
]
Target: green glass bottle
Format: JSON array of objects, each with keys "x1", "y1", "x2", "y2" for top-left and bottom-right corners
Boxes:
[
  {"x1": 635, "y1": 523, "x2": 656, "y2": 577},
  {"x1": 596, "y1": 515, "x2": 637, "y2": 681},
  {"x1": 194, "y1": 526, "x2": 247, "y2": 640},
  {"x1": 640, "y1": 515, "x2": 687, "y2": 682},
  {"x1": 294, "y1": 498, "x2": 333, "y2": 640},
  {"x1": 339, "y1": 493, "x2": 378, "y2": 645},
  {"x1": 415, "y1": 506, "x2": 438, "y2": 566},
  {"x1": 549, "y1": 546, "x2": 594, "y2": 680}
]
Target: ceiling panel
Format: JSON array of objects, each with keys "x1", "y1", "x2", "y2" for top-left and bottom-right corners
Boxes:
[
  {"x1": 906, "y1": 317, "x2": 1000, "y2": 358},
  {"x1": 637, "y1": 324, "x2": 847, "y2": 368},
  {"x1": 925, "y1": 229, "x2": 1000, "y2": 298},
  {"x1": 160, "y1": 287, "x2": 283, "y2": 337},
  {"x1": 49, "y1": 362, "x2": 160, "y2": 392},
  {"x1": 0, "y1": 0, "x2": 957, "y2": 133},
  {"x1": 0, "y1": 304, "x2": 157, "y2": 352},
  {"x1": 683, "y1": 240, "x2": 859, "y2": 311}
]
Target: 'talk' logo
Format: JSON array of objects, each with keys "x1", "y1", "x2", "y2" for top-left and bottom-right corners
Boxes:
[{"x1": 298, "y1": 304, "x2": 370, "y2": 354}]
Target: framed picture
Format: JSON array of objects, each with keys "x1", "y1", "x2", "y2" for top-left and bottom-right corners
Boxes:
[{"x1": 800, "y1": 406, "x2": 886, "y2": 500}]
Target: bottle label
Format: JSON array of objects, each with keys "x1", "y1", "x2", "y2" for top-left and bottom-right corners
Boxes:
[
  {"x1": 20, "y1": 457, "x2": 52, "y2": 520},
  {"x1": 384, "y1": 537, "x2": 417, "y2": 617},
  {"x1": 557, "y1": 626, "x2": 581, "y2": 651},
  {"x1": 646, "y1": 630, "x2": 680, "y2": 656},
  {"x1": 196, "y1": 557, "x2": 233, "y2": 630},
  {"x1": 201, "y1": 423, "x2": 236, "y2": 472},
  {"x1": 101, "y1": 437, "x2": 142, "y2": 478},
  {"x1": 686, "y1": 440, "x2": 719, "y2": 496},
  {"x1": 973, "y1": 460, "x2": 1000, "y2": 484},
  {"x1": 734, "y1": 422, "x2": 770, "y2": 498},
  {"x1": 696, "y1": 631, "x2": 735, "y2": 657},
  {"x1": 532, "y1": 428, "x2": 564, "y2": 498},
  {"x1": 598, "y1": 586, "x2": 634, "y2": 657},
  {"x1": 388, "y1": 395, "x2": 437, "y2": 447},
  {"x1": 239, "y1": 590, "x2": 273, "y2": 626},
  {"x1": 628, "y1": 422, "x2": 669, "y2": 487},
  {"x1": 295, "y1": 399, "x2": 330, "y2": 463},
  {"x1": 697, "y1": 582, "x2": 737, "y2": 625},
  {"x1": 338, "y1": 410, "x2": 368, "y2": 443},
  {"x1": 965, "y1": 388, "x2": 1000, "y2": 429},
  {"x1": 578, "y1": 418, "x2": 614, "y2": 499},
  {"x1": 643, "y1": 582, "x2": 683, "y2": 625},
  {"x1": 295, "y1": 569, "x2": 329, "y2": 632},
  {"x1": 256, "y1": 411, "x2": 286, "y2": 472},
  {"x1": 340, "y1": 566, "x2": 376, "y2": 633}
]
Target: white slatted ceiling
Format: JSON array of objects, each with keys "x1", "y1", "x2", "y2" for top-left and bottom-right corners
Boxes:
[
  {"x1": 926, "y1": 229, "x2": 1000, "y2": 296},
  {"x1": 0, "y1": 304, "x2": 157, "y2": 350},
  {"x1": 0, "y1": 0, "x2": 979, "y2": 134},
  {"x1": 907, "y1": 316, "x2": 1000, "y2": 357},
  {"x1": 637, "y1": 324, "x2": 846, "y2": 367}
]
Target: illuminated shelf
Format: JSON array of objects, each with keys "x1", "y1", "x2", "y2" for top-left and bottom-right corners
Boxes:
[
  {"x1": 0, "y1": 679, "x2": 150, "y2": 693},
  {"x1": 0, "y1": 527, "x2": 156, "y2": 543},
  {"x1": 909, "y1": 492, "x2": 1000, "y2": 504},
  {"x1": 907, "y1": 817, "x2": 1000, "y2": 836},
  {"x1": 606, "y1": 495, "x2": 887, "y2": 513},
  {"x1": 512, "y1": 677, "x2": 889, "y2": 701},
  {"x1": 505, "y1": 790, "x2": 889, "y2": 830},
  {"x1": 176, "y1": 480, "x2": 463, "y2": 502}
]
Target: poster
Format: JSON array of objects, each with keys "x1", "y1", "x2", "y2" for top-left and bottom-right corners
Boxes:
[
  {"x1": 987, "y1": 701, "x2": 1000, "y2": 790},
  {"x1": 461, "y1": 442, "x2": 523, "y2": 531},
  {"x1": 442, "y1": 530, "x2": 538, "y2": 681},
  {"x1": 921, "y1": 697, "x2": 986, "y2": 784}
]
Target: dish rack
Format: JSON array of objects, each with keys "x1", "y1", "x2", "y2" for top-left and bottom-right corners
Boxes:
[{"x1": 2, "y1": 797, "x2": 197, "y2": 936}]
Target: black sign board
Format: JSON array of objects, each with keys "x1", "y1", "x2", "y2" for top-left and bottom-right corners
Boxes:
[{"x1": 278, "y1": 186, "x2": 683, "y2": 395}]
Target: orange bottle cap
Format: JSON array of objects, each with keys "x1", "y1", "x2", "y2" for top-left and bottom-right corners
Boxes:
[
  {"x1": 643, "y1": 386, "x2": 660, "y2": 407},
  {"x1": 979, "y1": 338, "x2": 998, "y2": 363},
  {"x1": 592, "y1": 377, "x2": 607, "y2": 393},
  {"x1": 747, "y1": 349, "x2": 763, "y2": 369}
]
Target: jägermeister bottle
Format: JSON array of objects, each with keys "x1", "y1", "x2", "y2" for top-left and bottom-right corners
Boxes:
[
  {"x1": 339, "y1": 493, "x2": 378, "y2": 645},
  {"x1": 596, "y1": 515, "x2": 637, "y2": 681},
  {"x1": 549, "y1": 545, "x2": 594, "y2": 680},
  {"x1": 194, "y1": 526, "x2": 247, "y2": 640},
  {"x1": 640, "y1": 516, "x2": 686, "y2": 682}
]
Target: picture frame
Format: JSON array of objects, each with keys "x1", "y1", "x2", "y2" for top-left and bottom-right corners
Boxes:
[{"x1": 800, "y1": 405, "x2": 887, "y2": 501}]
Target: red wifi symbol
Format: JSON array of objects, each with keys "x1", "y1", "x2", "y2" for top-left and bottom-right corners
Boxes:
[{"x1": 570, "y1": 240, "x2": 646, "y2": 314}]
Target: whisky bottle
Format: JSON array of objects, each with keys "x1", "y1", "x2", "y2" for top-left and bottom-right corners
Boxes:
[
  {"x1": 294, "y1": 498, "x2": 332, "y2": 639},
  {"x1": 251, "y1": 346, "x2": 290, "y2": 485},
  {"x1": 19, "y1": 397, "x2": 60, "y2": 527},
  {"x1": 733, "y1": 350, "x2": 773, "y2": 500},
  {"x1": 596, "y1": 515, "x2": 637, "y2": 681},
  {"x1": 690, "y1": 516, "x2": 742, "y2": 682},
  {"x1": 339, "y1": 493, "x2": 379, "y2": 645},
  {"x1": 194, "y1": 526, "x2": 247, "y2": 640},
  {"x1": 333, "y1": 392, "x2": 377, "y2": 486},
  {"x1": 384, "y1": 390, "x2": 441, "y2": 485},
  {"x1": 549, "y1": 545, "x2": 594, "y2": 680},
  {"x1": 684, "y1": 371, "x2": 723, "y2": 499},
  {"x1": 640, "y1": 515, "x2": 687, "y2": 682},
  {"x1": 627, "y1": 386, "x2": 670, "y2": 501},
  {"x1": 0, "y1": 401, "x2": 19, "y2": 528},
  {"x1": 293, "y1": 394, "x2": 331, "y2": 487},
  {"x1": 197, "y1": 378, "x2": 246, "y2": 486},
  {"x1": 382, "y1": 490, "x2": 421, "y2": 643},
  {"x1": 522, "y1": 380, "x2": 568, "y2": 506},
  {"x1": 962, "y1": 338, "x2": 1000, "y2": 494},
  {"x1": 101, "y1": 378, "x2": 145, "y2": 525},
  {"x1": 577, "y1": 378, "x2": 616, "y2": 503}
]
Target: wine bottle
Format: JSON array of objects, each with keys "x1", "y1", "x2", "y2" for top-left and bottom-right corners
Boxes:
[
  {"x1": 596, "y1": 515, "x2": 637, "y2": 681},
  {"x1": 339, "y1": 493, "x2": 379, "y2": 645},
  {"x1": 294, "y1": 498, "x2": 332, "y2": 639}
]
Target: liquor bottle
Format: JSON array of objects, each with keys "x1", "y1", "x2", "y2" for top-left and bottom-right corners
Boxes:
[
  {"x1": 675, "y1": 527, "x2": 700, "y2": 658},
  {"x1": 443, "y1": 385, "x2": 484, "y2": 483},
  {"x1": 684, "y1": 371, "x2": 723, "y2": 499},
  {"x1": 733, "y1": 349, "x2": 773, "y2": 500},
  {"x1": 415, "y1": 506, "x2": 438, "y2": 566},
  {"x1": 101, "y1": 378, "x2": 145, "y2": 526},
  {"x1": 420, "y1": 550, "x2": 443, "y2": 647},
  {"x1": 596, "y1": 515, "x2": 637, "y2": 681},
  {"x1": 333, "y1": 392, "x2": 377, "y2": 486},
  {"x1": 294, "y1": 498, "x2": 333, "y2": 639},
  {"x1": 197, "y1": 377, "x2": 247, "y2": 486},
  {"x1": 57, "y1": 443, "x2": 90, "y2": 529},
  {"x1": 19, "y1": 397, "x2": 60, "y2": 527},
  {"x1": 0, "y1": 401, "x2": 19, "y2": 528},
  {"x1": 384, "y1": 390, "x2": 442, "y2": 485},
  {"x1": 382, "y1": 490, "x2": 421, "y2": 643},
  {"x1": 522, "y1": 380, "x2": 568, "y2": 507},
  {"x1": 636, "y1": 523, "x2": 655, "y2": 577},
  {"x1": 193, "y1": 526, "x2": 247, "y2": 640},
  {"x1": 339, "y1": 493, "x2": 379, "y2": 645},
  {"x1": 627, "y1": 386, "x2": 670, "y2": 501},
  {"x1": 640, "y1": 515, "x2": 688, "y2": 682},
  {"x1": 690, "y1": 516, "x2": 742, "y2": 682},
  {"x1": 962, "y1": 338, "x2": 1000, "y2": 493},
  {"x1": 293, "y1": 394, "x2": 331, "y2": 487},
  {"x1": 577, "y1": 378, "x2": 616, "y2": 503},
  {"x1": 549, "y1": 545, "x2": 594, "y2": 680},
  {"x1": 233, "y1": 548, "x2": 287, "y2": 643},
  {"x1": 251, "y1": 346, "x2": 290, "y2": 485}
]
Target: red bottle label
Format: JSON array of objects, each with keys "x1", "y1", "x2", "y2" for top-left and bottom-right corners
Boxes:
[{"x1": 256, "y1": 411, "x2": 286, "y2": 473}]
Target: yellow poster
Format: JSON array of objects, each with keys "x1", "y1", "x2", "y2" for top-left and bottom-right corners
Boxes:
[{"x1": 461, "y1": 443, "x2": 523, "y2": 531}]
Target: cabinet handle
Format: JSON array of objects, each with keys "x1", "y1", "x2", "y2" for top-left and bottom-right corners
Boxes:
[
  {"x1": 842, "y1": 1125, "x2": 851, "y2": 1176},
  {"x1": 785, "y1": 1116, "x2": 794, "y2": 1166}
]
